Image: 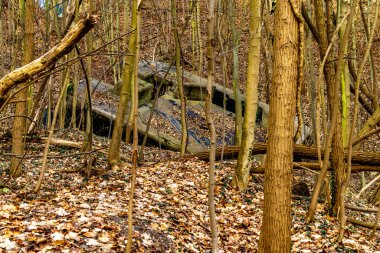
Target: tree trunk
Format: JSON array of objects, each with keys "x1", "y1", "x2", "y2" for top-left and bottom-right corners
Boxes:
[
  {"x1": 258, "y1": 0, "x2": 299, "y2": 251},
  {"x1": 339, "y1": 0, "x2": 379, "y2": 240},
  {"x1": 171, "y1": 0, "x2": 188, "y2": 155},
  {"x1": 338, "y1": 0, "x2": 350, "y2": 148},
  {"x1": 307, "y1": 0, "x2": 357, "y2": 221},
  {"x1": 108, "y1": 3, "x2": 137, "y2": 167},
  {"x1": 195, "y1": 143, "x2": 380, "y2": 166},
  {"x1": 235, "y1": 0, "x2": 261, "y2": 190},
  {"x1": 81, "y1": 0, "x2": 94, "y2": 152},
  {"x1": 10, "y1": 0, "x2": 34, "y2": 177},
  {"x1": 126, "y1": 1, "x2": 141, "y2": 251},
  {"x1": 206, "y1": 0, "x2": 218, "y2": 251},
  {"x1": 228, "y1": 0, "x2": 242, "y2": 145}
]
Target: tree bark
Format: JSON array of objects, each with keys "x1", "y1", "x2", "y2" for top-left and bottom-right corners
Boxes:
[
  {"x1": 235, "y1": 0, "x2": 261, "y2": 191},
  {"x1": 81, "y1": 0, "x2": 94, "y2": 152},
  {"x1": 346, "y1": 217, "x2": 380, "y2": 230},
  {"x1": 108, "y1": 4, "x2": 137, "y2": 167},
  {"x1": 10, "y1": 0, "x2": 34, "y2": 177},
  {"x1": 307, "y1": 0, "x2": 346, "y2": 220},
  {"x1": 228, "y1": 0, "x2": 242, "y2": 145},
  {"x1": 126, "y1": 1, "x2": 141, "y2": 251},
  {"x1": 258, "y1": 0, "x2": 299, "y2": 251},
  {"x1": 250, "y1": 163, "x2": 380, "y2": 174},
  {"x1": 206, "y1": 0, "x2": 219, "y2": 251},
  {"x1": 171, "y1": 0, "x2": 188, "y2": 155}
]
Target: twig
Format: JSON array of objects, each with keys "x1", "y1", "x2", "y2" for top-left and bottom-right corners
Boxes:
[
  {"x1": 4, "y1": 147, "x2": 104, "y2": 159},
  {"x1": 356, "y1": 174, "x2": 380, "y2": 199}
]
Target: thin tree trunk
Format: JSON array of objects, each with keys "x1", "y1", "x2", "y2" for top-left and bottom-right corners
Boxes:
[
  {"x1": 126, "y1": 2, "x2": 141, "y2": 251},
  {"x1": 359, "y1": 0, "x2": 379, "y2": 110},
  {"x1": 70, "y1": 0, "x2": 81, "y2": 128},
  {"x1": 35, "y1": 77, "x2": 69, "y2": 192},
  {"x1": 235, "y1": 0, "x2": 261, "y2": 190},
  {"x1": 338, "y1": 0, "x2": 350, "y2": 148},
  {"x1": 108, "y1": 1, "x2": 138, "y2": 167},
  {"x1": 206, "y1": 0, "x2": 218, "y2": 251},
  {"x1": 307, "y1": 0, "x2": 358, "y2": 222},
  {"x1": 216, "y1": 0, "x2": 228, "y2": 164},
  {"x1": 171, "y1": 0, "x2": 188, "y2": 155},
  {"x1": 228, "y1": 0, "x2": 242, "y2": 145},
  {"x1": 305, "y1": 0, "x2": 317, "y2": 145},
  {"x1": 339, "y1": 0, "x2": 379, "y2": 240},
  {"x1": 81, "y1": 0, "x2": 94, "y2": 152},
  {"x1": 59, "y1": 0, "x2": 68, "y2": 129}
]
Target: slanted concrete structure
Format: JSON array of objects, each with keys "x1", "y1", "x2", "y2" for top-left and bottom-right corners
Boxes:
[{"x1": 72, "y1": 61, "x2": 311, "y2": 153}]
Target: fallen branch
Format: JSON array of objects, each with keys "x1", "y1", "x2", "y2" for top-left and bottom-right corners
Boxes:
[
  {"x1": 43, "y1": 138, "x2": 82, "y2": 149},
  {"x1": 353, "y1": 127, "x2": 380, "y2": 146},
  {"x1": 346, "y1": 217, "x2": 380, "y2": 230},
  {"x1": 0, "y1": 15, "x2": 99, "y2": 107},
  {"x1": 356, "y1": 174, "x2": 380, "y2": 198},
  {"x1": 36, "y1": 137, "x2": 130, "y2": 162},
  {"x1": 345, "y1": 205, "x2": 378, "y2": 213},
  {"x1": 194, "y1": 143, "x2": 380, "y2": 166},
  {"x1": 4, "y1": 147, "x2": 103, "y2": 159},
  {"x1": 249, "y1": 163, "x2": 380, "y2": 174}
]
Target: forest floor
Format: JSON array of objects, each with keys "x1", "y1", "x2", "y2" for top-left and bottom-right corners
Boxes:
[
  {"x1": 0, "y1": 129, "x2": 379, "y2": 252},
  {"x1": 0, "y1": 2, "x2": 380, "y2": 252}
]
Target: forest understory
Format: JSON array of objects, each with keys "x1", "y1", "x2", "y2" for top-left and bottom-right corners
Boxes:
[
  {"x1": 2, "y1": 0, "x2": 380, "y2": 252},
  {"x1": 0, "y1": 128, "x2": 379, "y2": 252}
]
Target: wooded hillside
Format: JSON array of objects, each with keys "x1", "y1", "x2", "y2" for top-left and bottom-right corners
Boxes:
[{"x1": 0, "y1": 0, "x2": 380, "y2": 252}]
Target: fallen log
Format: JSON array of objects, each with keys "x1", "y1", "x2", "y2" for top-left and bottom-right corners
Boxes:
[
  {"x1": 250, "y1": 163, "x2": 380, "y2": 173},
  {"x1": 35, "y1": 137, "x2": 133, "y2": 163},
  {"x1": 345, "y1": 205, "x2": 378, "y2": 213},
  {"x1": 346, "y1": 217, "x2": 380, "y2": 230},
  {"x1": 194, "y1": 143, "x2": 380, "y2": 166},
  {"x1": 0, "y1": 15, "x2": 99, "y2": 107}
]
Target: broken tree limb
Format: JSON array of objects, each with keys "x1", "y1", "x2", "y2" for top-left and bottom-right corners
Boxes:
[
  {"x1": 34, "y1": 137, "x2": 134, "y2": 162},
  {"x1": 250, "y1": 163, "x2": 380, "y2": 174},
  {"x1": 353, "y1": 127, "x2": 380, "y2": 147},
  {"x1": 346, "y1": 217, "x2": 380, "y2": 230},
  {"x1": 0, "y1": 15, "x2": 99, "y2": 107},
  {"x1": 346, "y1": 205, "x2": 378, "y2": 213},
  {"x1": 194, "y1": 143, "x2": 380, "y2": 166}
]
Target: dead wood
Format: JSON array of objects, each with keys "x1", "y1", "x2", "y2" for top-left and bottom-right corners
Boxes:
[
  {"x1": 346, "y1": 217, "x2": 380, "y2": 230},
  {"x1": 0, "y1": 15, "x2": 99, "y2": 107},
  {"x1": 35, "y1": 137, "x2": 135, "y2": 163},
  {"x1": 43, "y1": 138, "x2": 82, "y2": 149},
  {"x1": 346, "y1": 205, "x2": 378, "y2": 213},
  {"x1": 250, "y1": 163, "x2": 380, "y2": 173},
  {"x1": 194, "y1": 143, "x2": 380, "y2": 166}
]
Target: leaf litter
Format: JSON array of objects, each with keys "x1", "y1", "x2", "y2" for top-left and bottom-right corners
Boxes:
[{"x1": 0, "y1": 130, "x2": 379, "y2": 252}]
